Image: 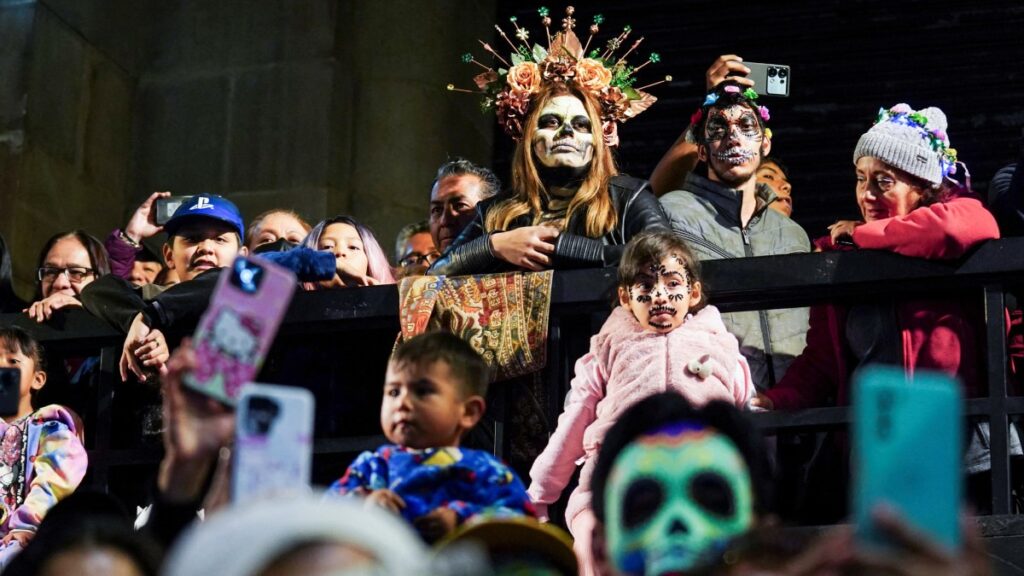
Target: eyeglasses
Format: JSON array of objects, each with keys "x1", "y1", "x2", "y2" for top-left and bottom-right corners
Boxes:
[
  {"x1": 399, "y1": 251, "x2": 441, "y2": 268},
  {"x1": 37, "y1": 266, "x2": 95, "y2": 283},
  {"x1": 857, "y1": 174, "x2": 899, "y2": 193}
]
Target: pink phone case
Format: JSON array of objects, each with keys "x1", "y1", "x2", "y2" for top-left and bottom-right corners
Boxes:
[{"x1": 184, "y1": 256, "x2": 296, "y2": 405}]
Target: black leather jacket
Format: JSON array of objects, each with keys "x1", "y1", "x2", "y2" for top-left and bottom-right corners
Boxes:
[{"x1": 429, "y1": 175, "x2": 670, "y2": 275}]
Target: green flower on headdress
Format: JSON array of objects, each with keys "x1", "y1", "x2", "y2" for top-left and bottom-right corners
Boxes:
[
  {"x1": 742, "y1": 87, "x2": 759, "y2": 101},
  {"x1": 538, "y1": 6, "x2": 550, "y2": 17},
  {"x1": 461, "y1": 53, "x2": 473, "y2": 64},
  {"x1": 907, "y1": 112, "x2": 928, "y2": 127}
]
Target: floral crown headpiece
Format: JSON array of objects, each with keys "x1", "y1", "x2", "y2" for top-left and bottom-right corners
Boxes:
[
  {"x1": 448, "y1": 6, "x2": 670, "y2": 147},
  {"x1": 873, "y1": 104, "x2": 958, "y2": 177},
  {"x1": 689, "y1": 84, "x2": 773, "y2": 140}
]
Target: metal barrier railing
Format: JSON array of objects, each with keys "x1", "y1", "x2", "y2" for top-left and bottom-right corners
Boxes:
[{"x1": 2, "y1": 237, "x2": 1022, "y2": 517}]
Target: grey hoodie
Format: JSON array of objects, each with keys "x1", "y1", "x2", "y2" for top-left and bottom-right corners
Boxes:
[{"x1": 660, "y1": 172, "x2": 811, "y2": 390}]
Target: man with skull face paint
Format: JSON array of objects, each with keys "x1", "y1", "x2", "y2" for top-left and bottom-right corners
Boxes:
[
  {"x1": 660, "y1": 81, "x2": 810, "y2": 392},
  {"x1": 590, "y1": 392, "x2": 769, "y2": 576}
]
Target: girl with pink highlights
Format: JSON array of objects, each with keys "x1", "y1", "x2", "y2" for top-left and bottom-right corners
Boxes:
[{"x1": 301, "y1": 216, "x2": 395, "y2": 288}]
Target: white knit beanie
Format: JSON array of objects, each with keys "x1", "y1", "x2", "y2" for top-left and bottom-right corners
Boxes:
[
  {"x1": 163, "y1": 495, "x2": 428, "y2": 576},
  {"x1": 853, "y1": 104, "x2": 955, "y2": 185}
]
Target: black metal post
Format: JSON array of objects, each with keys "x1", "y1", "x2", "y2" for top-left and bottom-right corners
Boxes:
[{"x1": 985, "y1": 285, "x2": 1011, "y2": 514}]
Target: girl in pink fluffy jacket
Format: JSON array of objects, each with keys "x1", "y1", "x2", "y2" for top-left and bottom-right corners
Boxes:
[{"x1": 528, "y1": 231, "x2": 752, "y2": 573}]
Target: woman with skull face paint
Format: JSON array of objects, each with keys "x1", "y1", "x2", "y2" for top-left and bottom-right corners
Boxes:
[
  {"x1": 528, "y1": 232, "x2": 753, "y2": 575},
  {"x1": 429, "y1": 30, "x2": 670, "y2": 276},
  {"x1": 589, "y1": 392, "x2": 770, "y2": 576}
]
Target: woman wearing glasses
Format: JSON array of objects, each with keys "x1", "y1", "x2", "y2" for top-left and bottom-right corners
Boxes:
[
  {"x1": 26, "y1": 230, "x2": 110, "y2": 322},
  {"x1": 750, "y1": 104, "x2": 1004, "y2": 520}
]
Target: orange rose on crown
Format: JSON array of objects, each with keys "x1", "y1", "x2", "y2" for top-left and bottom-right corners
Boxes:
[
  {"x1": 452, "y1": 8, "x2": 668, "y2": 145},
  {"x1": 575, "y1": 58, "x2": 612, "y2": 91},
  {"x1": 506, "y1": 62, "x2": 541, "y2": 94}
]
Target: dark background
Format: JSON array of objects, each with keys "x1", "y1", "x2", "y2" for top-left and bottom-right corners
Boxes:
[{"x1": 495, "y1": 0, "x2": 1024, "y2": 236}]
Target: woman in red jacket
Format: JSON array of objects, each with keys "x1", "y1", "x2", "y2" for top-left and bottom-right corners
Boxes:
[
  {"x1": 755, "y1": 103, "x2": 998, "y2": 410},
  {"x1": 752, "y1": 104, "x2": 1005, "y2": 513}
]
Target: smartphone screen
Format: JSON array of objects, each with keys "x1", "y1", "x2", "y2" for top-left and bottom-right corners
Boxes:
[
  {"x1": 232, "y1": 383, "x2": 314, "y2": 503},
  {"x1": 852, "y1": 365, "x2": 962, "y2": 551},
  {"x1": 184, "y1": 257, "x2": 296, "y2": 405},
  {"x1": 154, "y1": 195, "x2": 193, "y2": 226}
]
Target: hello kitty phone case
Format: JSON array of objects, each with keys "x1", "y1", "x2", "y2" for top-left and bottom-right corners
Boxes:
[{"x1": 184, "y1": 256, "x2": 296, "y2": 405}]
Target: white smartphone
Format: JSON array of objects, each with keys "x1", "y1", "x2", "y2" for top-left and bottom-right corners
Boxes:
[{"x1": 232, "y1": 383, "x2": 315, "y2": 504}]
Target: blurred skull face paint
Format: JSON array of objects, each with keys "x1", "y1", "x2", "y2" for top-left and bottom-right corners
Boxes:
[
  {"x1": 532, "y1": 95, "x2": 595, "y2": 169},
  {"x1": 604, "y1": 423, "x2": 754, "y2": 576}
]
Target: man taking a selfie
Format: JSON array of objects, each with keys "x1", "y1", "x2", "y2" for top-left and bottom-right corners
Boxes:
[{"x1": 657, "y1": 56, "x2": 810, "y2": 391}]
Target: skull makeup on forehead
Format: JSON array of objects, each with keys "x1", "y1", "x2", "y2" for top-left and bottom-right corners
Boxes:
[
  {"x1": 532, "y1": 95, "x2": 595, "y2": 169},
  {"x1": 604, "y1": 422, "x2": 754, "y2": 576}
]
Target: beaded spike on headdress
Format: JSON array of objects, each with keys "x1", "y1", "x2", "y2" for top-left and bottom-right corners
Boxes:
[{"x1": 448, "y1": 6, "x2": 670, "y2": 145}]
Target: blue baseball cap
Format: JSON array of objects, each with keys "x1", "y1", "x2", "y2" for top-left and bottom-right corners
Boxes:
[{"x1": 164, "y1": 194, "x2": 245, "y2": 238}]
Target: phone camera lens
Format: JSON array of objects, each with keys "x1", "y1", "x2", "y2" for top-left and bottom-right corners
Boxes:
[
  {"x1": 778, "y1": 69, "x2": 788, "y2": 79},
  {"x1": 767, "y1": 68, "x2": 777, "y2": 77}
]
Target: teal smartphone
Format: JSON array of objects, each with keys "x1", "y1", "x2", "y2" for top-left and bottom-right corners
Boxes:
[{"x1": 852, "y1": 365, "x2": 962, "y2": 551}]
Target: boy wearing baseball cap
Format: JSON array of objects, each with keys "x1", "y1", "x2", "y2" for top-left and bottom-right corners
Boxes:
[
  {"x1": 81, "y1": 195, "x2": 248, "y2": 382},
  {"x1": 160, "y1": 195, "x2": 247, "y2": 283}
]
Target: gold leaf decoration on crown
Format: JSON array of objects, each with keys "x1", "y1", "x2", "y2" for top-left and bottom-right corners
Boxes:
[{"x1": 449, "y1": 6, "x2": 670, "y2": 146}]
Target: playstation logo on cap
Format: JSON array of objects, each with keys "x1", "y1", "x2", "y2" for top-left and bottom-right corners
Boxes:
[
  {"x1": 164, "y1": 194, "x2": 244, "y2": 238},
  {"x1": 190, "y1": 196, "x2": 216, "y2": 211}
]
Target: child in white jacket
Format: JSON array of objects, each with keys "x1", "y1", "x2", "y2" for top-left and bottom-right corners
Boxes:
[{"x1": 528, "y1": 232, "x2": 753, "y2": 574}]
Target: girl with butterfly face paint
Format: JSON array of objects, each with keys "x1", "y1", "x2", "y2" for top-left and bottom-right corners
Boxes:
[{"x1": 528, "y1": 232, "x2": 753, "y2": 575}]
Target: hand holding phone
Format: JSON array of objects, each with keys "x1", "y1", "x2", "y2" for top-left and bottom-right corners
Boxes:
[
  {"x1": 125, "y1": 191, "x2": 172, "y2": 242},
  {"x1": 158, "y1": 340, "x2": 235, "y2": 503},
  {"x1": 706, "y1": 55, "x2": 754, "y2": 91},
  {"x1": 183, "y1": 257, "x2": 296, "y2": 405},
  {"x1": 852, "y1": 365, "x2": 962, "y2": 552}
]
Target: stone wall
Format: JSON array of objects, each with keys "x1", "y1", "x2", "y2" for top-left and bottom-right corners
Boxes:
[
  {"x1": 134, "y1": 0, "x2": 495, "y2": 263},
  {"x1": 2, "y1": 0, "x2": 139, "y2": 298},
  {"x1": 2, "y1": 0, "x2": 497, "y2": 296}
]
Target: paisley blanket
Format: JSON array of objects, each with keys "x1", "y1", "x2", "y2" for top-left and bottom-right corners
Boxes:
[{"x1": 397, "y1": 272, "x2": 553, "y2": 382}]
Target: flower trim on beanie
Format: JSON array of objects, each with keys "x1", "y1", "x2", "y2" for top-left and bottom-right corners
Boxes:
[
  {"x1": 873, "y1": 105, "x2": 958, "y2": 177},
  {"x1": 448, "y1": 6, "x2": 669, "y2": 145}
]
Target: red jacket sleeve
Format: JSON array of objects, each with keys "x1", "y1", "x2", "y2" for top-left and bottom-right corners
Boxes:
[
  {"x1": 763, "y1": 304, "x2": 843, "y2": 410},
  {"x1": 852, "y1": 197, "x2": 999, "y2": 260}
]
